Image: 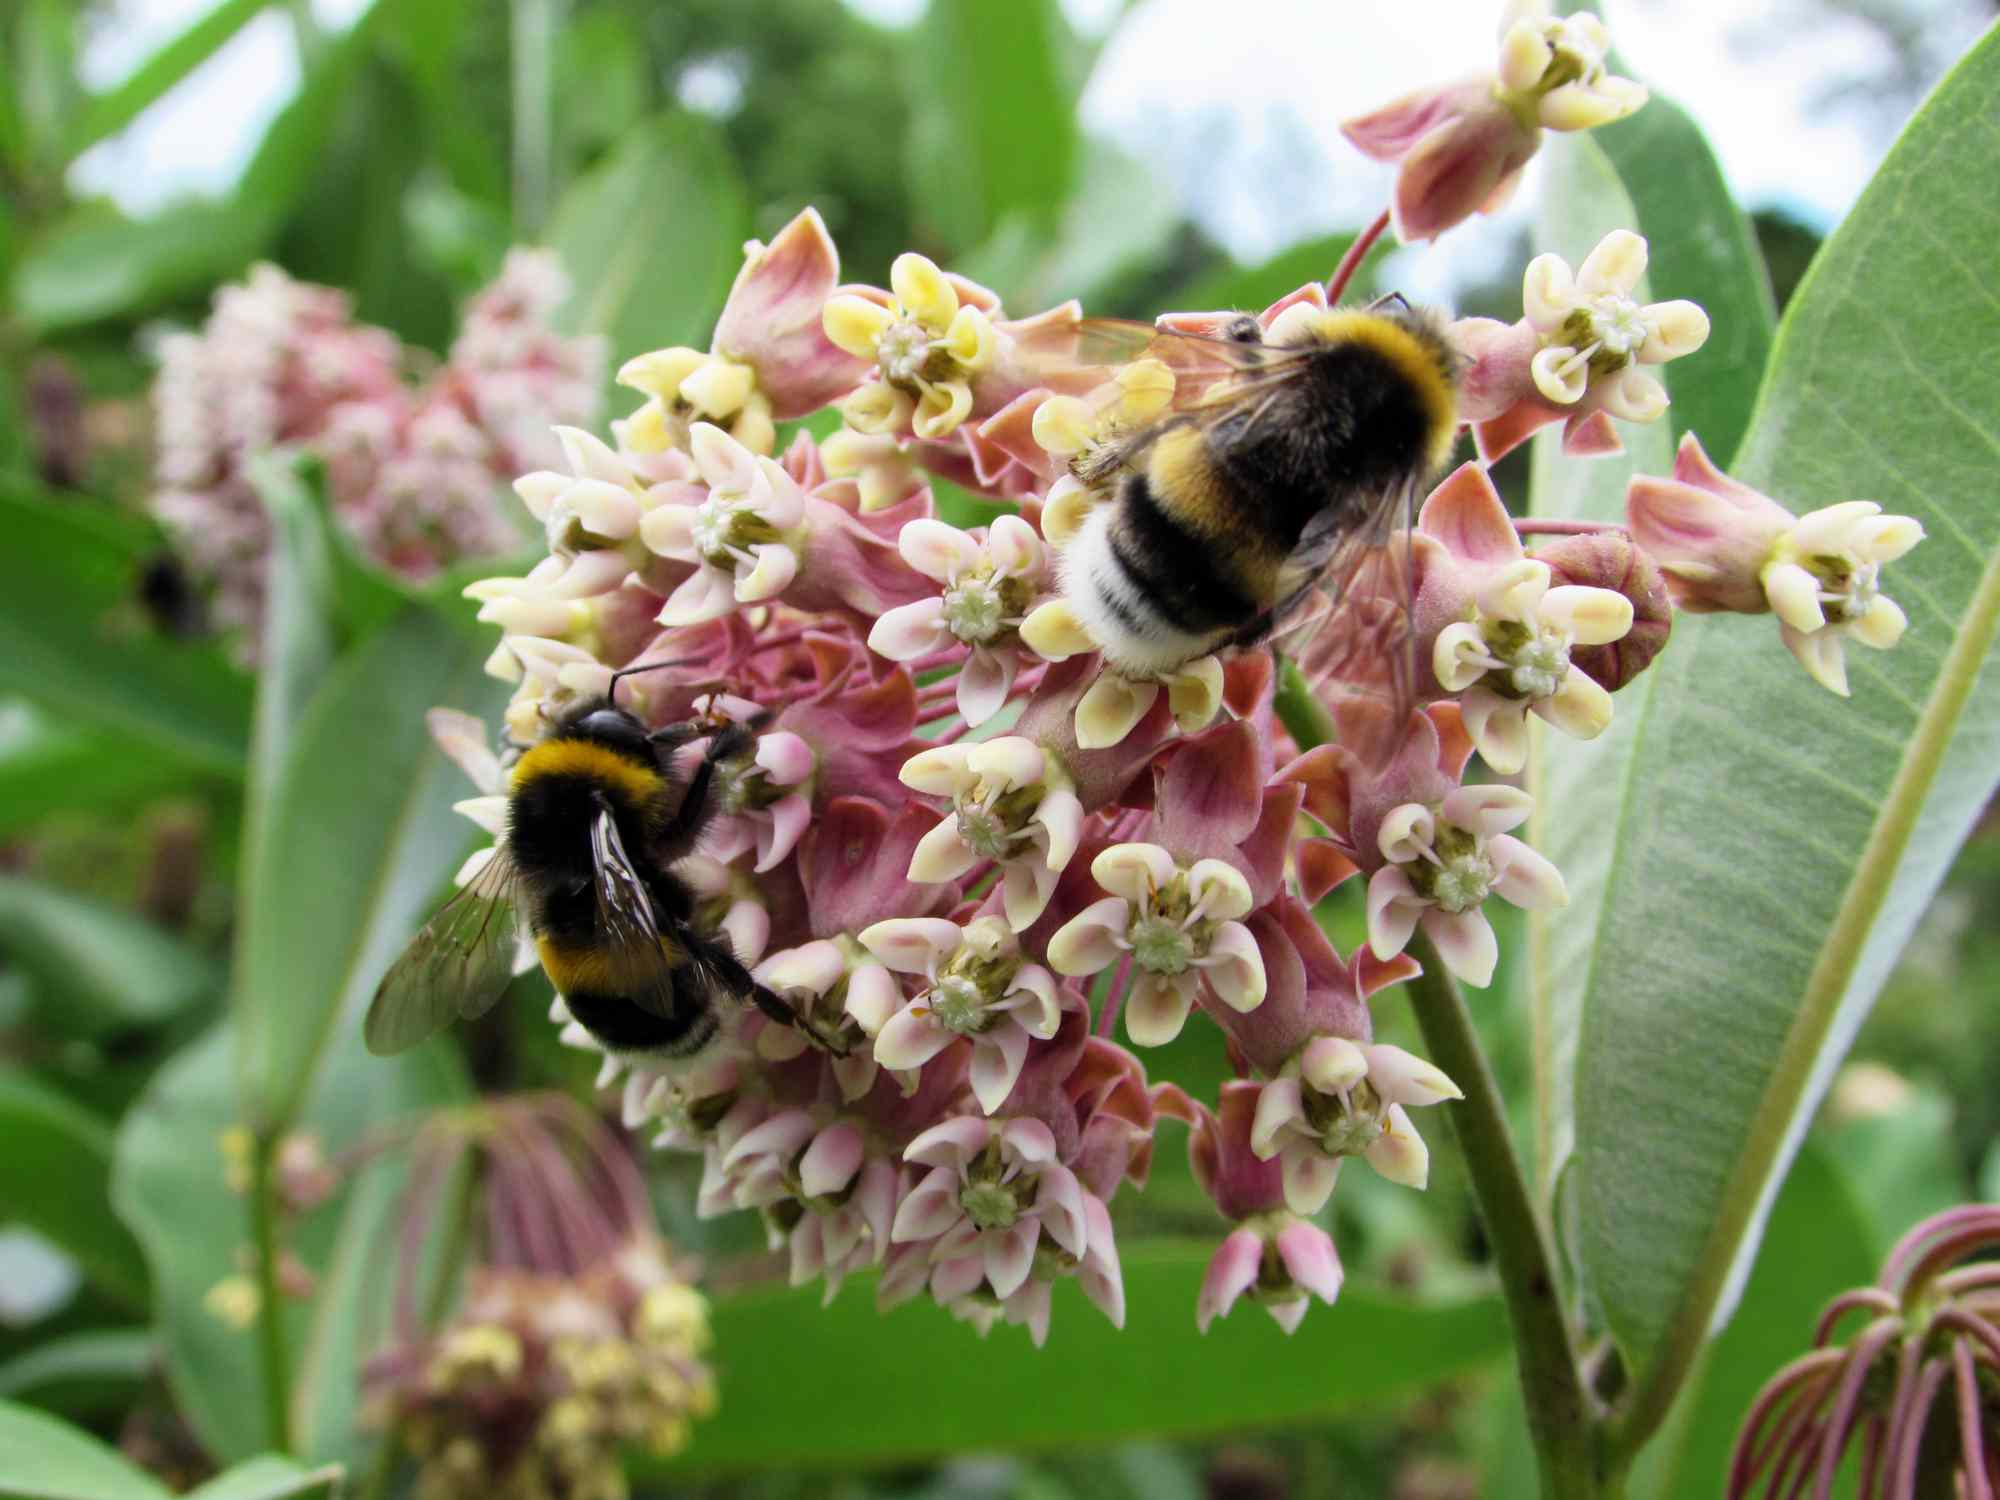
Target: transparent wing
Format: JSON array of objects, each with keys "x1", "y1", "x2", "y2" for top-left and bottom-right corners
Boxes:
[
  {"x1": 587, "y1": 802, "x2": 683, "y2": 1020},
  {"x1": 1272, "y1": 470, "x2": 1426, "y2": 771},
  {"x1": 364, "y1": 848, "x2": 522, "y2": 1055}
]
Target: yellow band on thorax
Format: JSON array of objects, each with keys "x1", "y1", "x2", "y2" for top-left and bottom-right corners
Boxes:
[{"x1": 512, "y1": 737, "x2": 665, "y2": 805}]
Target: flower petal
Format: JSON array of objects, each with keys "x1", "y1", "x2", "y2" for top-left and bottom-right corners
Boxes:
[
  {"x1": 1365, "y1": 867, "x2": 1424, "y2": 961},
  {"x1": 873, "y1": 1005, "x2": 956, "y2": 1071},
  {"x1": 1197, "y1": 1229, "x2": 1264, "y2": 1333},
  {"x1": 1422, "y1": 907, "x2": 1499, "y2": 988},
  {"x1": 1366, "y1": 1105, "x2": 1431, "y2": 1188},
  {"x1": 969, "y1": 1024, "x2": 1031, "y2": 1114},
  {"x1": 1046, "y1": 896, "x2": 1130, "y2": 976},
  {"x1": 1280, "y1": 1147, "x2": 1340, "y2": 1217},
  {"x1": 1199, "y1": 921, "x2": 1267, "y2": 1013},
  {"x1": 858, "y1": 917, "x2": 964, "y2": 974},
  {"x1": 1489, "y1": 834, "x2": 1569, "y2": 911},
  {"x1": 1092, "y1": 842, "x2": 1178, "y2": 903},
  {"x1": 1124, "y1": 973, "x2": 1196, "y2": 1047}
]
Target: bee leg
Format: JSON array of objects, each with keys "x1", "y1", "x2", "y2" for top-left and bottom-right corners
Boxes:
[
  {"x1": 653, "y1": 720, "x2": 756, "y2": 861},
  {"x1": 700, "y1": 935, "x2": 851, "y2": 1059}
]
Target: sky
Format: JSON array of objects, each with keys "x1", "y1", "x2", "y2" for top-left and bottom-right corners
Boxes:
[{"x1": 67, "y1": 0, "x2": 1991, "y2": 288}]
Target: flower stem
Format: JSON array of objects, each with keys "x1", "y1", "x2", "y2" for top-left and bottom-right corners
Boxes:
[
  {"x1": 1406, "y1": 937, "x2": 1606, "y2": 1497},
  {"x1": 249, "y1": 1130, "x2": 296, "y2": 1455},
  {"x1": 1271, "y1": 653, "x2": 1611, "y2": 1497},
  {"x1": 1514, "y1": 519, "x2": 1629, "y2": 539},
  {"x1": 1328, "y1": 208, "x2": 1392, "y2": 304}
]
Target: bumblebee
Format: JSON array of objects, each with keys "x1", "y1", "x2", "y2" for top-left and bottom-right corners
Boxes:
[
  {"x1": 1054, "y1": 297, "x2": 1460, "y2": 740},
  {"x1": 364, "y1": 694, "x2": 829, "y2": 1062}
]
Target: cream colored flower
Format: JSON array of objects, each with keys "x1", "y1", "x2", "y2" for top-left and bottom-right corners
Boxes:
[
  {"x1": 1522, "y1": 231, "x2": 1709, "y2": 419},
  {"x1": 1760, "y1": 501, "x2": 1924, "y2": 695},
  {"x1": 614, "y1": 346, "x2": 775, "y2": 459},
  {"x1": 822, "y1": 254, "x2": 998, "y2": 440}
]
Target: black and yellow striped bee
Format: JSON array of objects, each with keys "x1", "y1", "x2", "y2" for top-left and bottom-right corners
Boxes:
[
  {"x1": 1046, "y1": 296, "x2": 1461, "y2": 755},
  {"x1": 364, "y1": 692, "x2": 830, "y2": 1063}
]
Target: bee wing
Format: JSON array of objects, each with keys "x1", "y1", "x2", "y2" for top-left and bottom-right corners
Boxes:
[
  {"x1": 364, "y1": 847, "x2": 522, "y2": 1055},
  {"x1": 587, "y1": 804, "x2": 684, "y2": 1021},
  {"x1": 1275, "y1": 469, "x2": 1426, "y2": 771},
  {"x1": 1010, "y1": 316, "x2": 1318, "y2": 481}
]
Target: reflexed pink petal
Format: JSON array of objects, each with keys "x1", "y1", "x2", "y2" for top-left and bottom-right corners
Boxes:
[
  {"x1": 987, "y1": 513, "x2": 1044, "y2": 578},
  {"x1": 929, "y1": 1255, "x2": 985, "y2": 1302},
  {"x1": 1562, "y1": 408, "x2": 1625, "y2": 457},
  {"x1": 1273, "y1": 1220, "x2": 1344, "y2": 1304},
  {"x1": 932, "y1": 1216, "x2": 982, "y2": 1264},
  {"x1": 856, "y1": 1158, "x2": 898, "y2": 1259},
  {"x1": 1423, "y1": 907, "x2": 1499, "y2": 988},
  {"x1": 874, "y1": 1006, "x2": 955, "y2": 1071},
  {"x1": 905, "y1": 1115, "x2": 993, "y2": 1169},
  {"x1": 956, "y1": 646, "x2": 1017, "y2": 726},
  {"x1": 858, "y1": 916, "x2": 963, "y2": 974},
  {"x1": 1391, "y1": 104, "x2": 1540, "y2": 243},
  {"x1": 1340, "y1": 78, "x2": 1470, "y2": 161},
  {"x1": 1002, "y1": 859, "x2": 1060, "y2": 933},
  {"x1": 1418, "y1": 463, "x2": 1524, "y2": 564},
  {"x1": 1078, "y1": 1195, "x2": 1124, "y2": 1328},
  {"x1": 755, "y1": 730, "x2": 815, "y2": 784},
  {"x1": 1034, "y1": 788, "x2": 1083, "y2": 870},
  {"x1": 799, "y1": 1123, "x2": 865, "y2": 1196},
  {"x1": 898, "y1": 518, "x2": 982, "y2": 582},
  {"x1": 1365, "y1": 866, "x2": 1424, "y2": 961},
  {"x1": 753, "y1": 793, "x2": 812, "y2": 873},
  {"x1": 723, "y1": 1109, "x2": 816, "y2": 1171},
  {"x1": 1011, "y1": 1279, "x2": 1056, "y2": 1346},
  {"x1": 789, "y1": 1217, "x2": 824, "y2": 1286},
  {"x1": 1361, "y1": 1044, "x2": 1461, "y2": 1107},
  {"x1": 711, "y1": 207, "x2": 870, "y2": 418},
  {"x1": 1250, "y1": 1077, "x2": 1306, "y2": 1160},
  {"x1": 969, "y1": 1023, "x2": 1031, "y2": 1113},
  {"x1": 877, "y1": 1243, "x2": 930, "y2": 1309},
  {"x1": 1197, "y1": 1228, "x2": 1263, "y2": 1333},
  {"x1": 867, "y1": 597, "x2": 952, "y2": 661},
  {"x1": 1439, "y1": 783, "x2": 1533, "y2": 837},
  {"x1": 754, "y1": 939, "x2": 845, "y2": 995},
  {"x1": 985, "y1": 1222, "x2": 1037, "y2": 1298},
  {"x1": 892, "y1": 1165, "x2": 965, "y2": 1243},
  {"x1": 1036, "y1": 1164, "x2": 1088, "y2": 1258}
]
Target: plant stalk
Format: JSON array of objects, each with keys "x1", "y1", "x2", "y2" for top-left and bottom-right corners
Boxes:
[
  {"x1": 1273, "y1": 657, "x2": 1611, "y2": 1496},
  {"x1": 249, "y1": 1130, "x2": 297, "y2": 1455}
]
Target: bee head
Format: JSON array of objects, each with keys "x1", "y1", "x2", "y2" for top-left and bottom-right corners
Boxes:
[{"x1": 564, "y1": 701, "x2": 654, "y2": 760}]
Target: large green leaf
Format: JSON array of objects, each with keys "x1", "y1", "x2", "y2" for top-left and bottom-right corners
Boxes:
[
  {"x1": 0, "y1": 1400, "x2": 170, "y2": 1500},
  {"x1": 233, "y1": 601, "x2": 504, "y2": 1128},
  {"x1": 1533, "y1": 31, "x2": 2000, "y2": 1441},
  {"x1": 1628, "y1": 1142, "x2": 1875, "y2": 1500},
  {"x1": 0, "y1": 878, "x2": 217, "y2": 1036},
  {"x1": 546, "y1": 113, "x2": 748, "y2": 381},
  {"x1": 112, "y1": 1024, "x2": 468, "y2": 1465},
  {"x1": 183, "y1": 1457, "x2": 343, "y2": 1500},
  {"x1": 649, "y1": 1254, "x2": 1506, "y2": 1475},
  {"x1": 0, "y1": 1330, "x2": 153, "y2": 1420},
  {"x1": 61, "y1": 0, "x2": 271, "y2": 163},
  {"x1": 0, "y1": 702, "x2": 210, "y2": 839},
  {"x1": 0, "y1": 1069, "x2": 149, "y2": 1308},
  {"x1": 0, "y1": 482, "x2": 250, "y2": 774},
  {"x1": 905, "y1": 0, "x2": 1078, "y2": 253}
]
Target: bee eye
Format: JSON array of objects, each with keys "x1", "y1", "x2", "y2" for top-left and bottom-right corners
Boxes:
[
  {"x1": 1222, "y1": 316, "x2": 1263, "y2": 345},
  {"x1": 575, "y1": 707, "x2": 648, "y2": 752}
]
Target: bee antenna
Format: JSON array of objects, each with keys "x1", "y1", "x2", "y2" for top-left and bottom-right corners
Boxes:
[
  {"x1": 608, "y1": 655, "x2": 698, "y2": 711},
  {"x1": 1368, "y1": 291, "x2": 1413, "y2": 315}
]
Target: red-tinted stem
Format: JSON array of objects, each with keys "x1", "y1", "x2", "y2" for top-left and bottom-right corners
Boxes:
[{"x1": 1328, "y1": 208, "x2": 1391, "y2": 304}]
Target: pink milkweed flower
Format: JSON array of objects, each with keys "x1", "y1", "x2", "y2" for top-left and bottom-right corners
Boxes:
[
  {"x1": 1341, "y1": 1, "x2": 1647, "y2": 243},
  {"x1": 751, "y1": 938, "x2": 898, "y2": 1102},
  {"x1": 899, "y1": 737, "x2": 1083, "y2": 931},
  {"x1": 685, "y1": 693, "x2": 816, "y2": 874},
  {"x1": 1148, "y1": 718, "x2": 1303, "y2": 910},
  {"x1": 1175, "y1": 1083, "x2": 1344, "y2": 1335},
  {"x1": 640, "y1": 422, "x2": 806, "y2": 624},
  {"x1": 1250, "y1": 1034, "x2": 1461, "y2": 1214},
  {"x1": 1364, "y1": 783, "x2": 1567, "y2": 988},
  {"x1": 860, "y1": 915, "x2": 1064, "y2": 1114},
  {"x1": 1627, "y1": 433, "x2": 1924, "y2": 697},
  {"x1": 1454, "y1": 231, "x2": 1709, "y2": 461},
  {"x1": 1048, "y1": 843, "x2": 1266, "y2": 1047},
  {"x1": 716, "y1": 1110, "x2": 900, "y2": 1303},
  {"x1": 1219, "y1": 896, "x2": 1415, "y2": 1078},
  {"x1": 1417, "y1": 465, "x2": 1635, "y2": 772},
  {"x1": 866, "y1": 515, "x2": 1049, "y2": 724}
]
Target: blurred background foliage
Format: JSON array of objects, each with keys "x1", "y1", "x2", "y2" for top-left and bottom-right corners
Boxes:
[{"x1": 0, "y1": 1, "x2": 1992, "y2": 1497}]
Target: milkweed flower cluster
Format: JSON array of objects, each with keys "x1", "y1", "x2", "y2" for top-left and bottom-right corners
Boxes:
[
  {"x1": 151, "y1": 252, "x2": 605, "y2": 644},
  {"x1": 362, "y1": 1096, "x2": 715, "y2": 1500},
  {"x1": 418, "y1": 3, "x2": 1925, "y2": 1350},
  {"x1": 1729, "y1": 1204, "x2": 2000, "y2": 1499}
]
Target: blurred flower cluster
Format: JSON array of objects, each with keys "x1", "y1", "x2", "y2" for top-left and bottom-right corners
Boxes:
[
  {"x1": 151, "y1": 252, "x2": 605, "y2": 644},
  {"x1": 363, "y1": 1096, "x2": 715, "y2": 1500},
  {"x1": 417, "y1": 0, "x2": 1924, "y2": 1355}
]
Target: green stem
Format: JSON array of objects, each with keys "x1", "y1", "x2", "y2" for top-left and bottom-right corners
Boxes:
[
  {"x1": 1273, "y1": 657, "x2": 1613, "y2": 1497},
  {"x1": 1407, "y1": 940, "x2": 1606, "y2": 1496},
  {"x1": 249, "y1": 1132, "x2": 296, "y2": 1455},
  {"x1": 509, "y1": 0, "x2": 559, "y2": 238}
]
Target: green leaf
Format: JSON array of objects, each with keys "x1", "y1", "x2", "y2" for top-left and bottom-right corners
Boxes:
[
  {"x1": 233, "y1": 602, "x2": 505, "y2": 1127},
  {"x1": 0, "y1": 702, "x2": 210, "y2": 839},
  {"x1": 0, "y1": 481, "x2": 250, "y2": 775},
  {"x1": 1535, "y1": 33, "x2": 2000, "y2": 1440},
  {"x1": 0, "y1": 1330, "x2": 154, "y2": 1419},
  {"x1": 1817, "y1": 1082, "x2": 1969, "y2": 1257},
  {"x1": 1524, "y1": 133, "x2": 1676, "y2": 1200},
  {"x1": 1629, "y1": 1143, "x2": 1876, "y2": 1500},
  {"x1": 112, "y1": 1025, "x2": 469, "y2": 1466},
  {"x1": 905, "y1": 0, "x2": 1078, "y2": 251},
  {"x1": 0, "y1": 1400, "x2": 170, "y2": 1500},
  {"x1": 62, "y1": 0, "x2": 271, "y2": 163},
  {"x1": 1582, "y1": 25, "x2": 1777, "y2": 465},
  {"x1": 1167, "y1": 234, "x2": 1370, "y2": 317},
  {"x1": 648, "y1": 1254, "x2": 1506, "y2": 1475},
  {"x1": 184, "y1": 1457, "x2": 344, "y2": 1500},
  {"x1": 546, "y1": 113, "x2": 748, "y2": 380},
  {"x1": 0, "y1": 1068, "x2": 150, "y2": 1308},
  {"x1": 0, "y1": 877, "x2": 217, "y2": 1034}
]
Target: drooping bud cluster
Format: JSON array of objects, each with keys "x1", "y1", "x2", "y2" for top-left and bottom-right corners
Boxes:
[
  {"x1": 150, "y1": 253, "x2": 605, "y2": 646},
  {"x1": 411, "y1": 1, "x2": 1926, "y2": 1353}
]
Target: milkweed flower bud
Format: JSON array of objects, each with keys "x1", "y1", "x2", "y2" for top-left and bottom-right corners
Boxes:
[
  {"x1": 1626, "y1": 432, "x2": 1925, "y2": 695},
  {"x1": 1341, "y1": 0, "x2": 1645, "y2": 243},
  {"x1": 1530, "y1": 531, "x2": 1673, "y2": 692}
]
